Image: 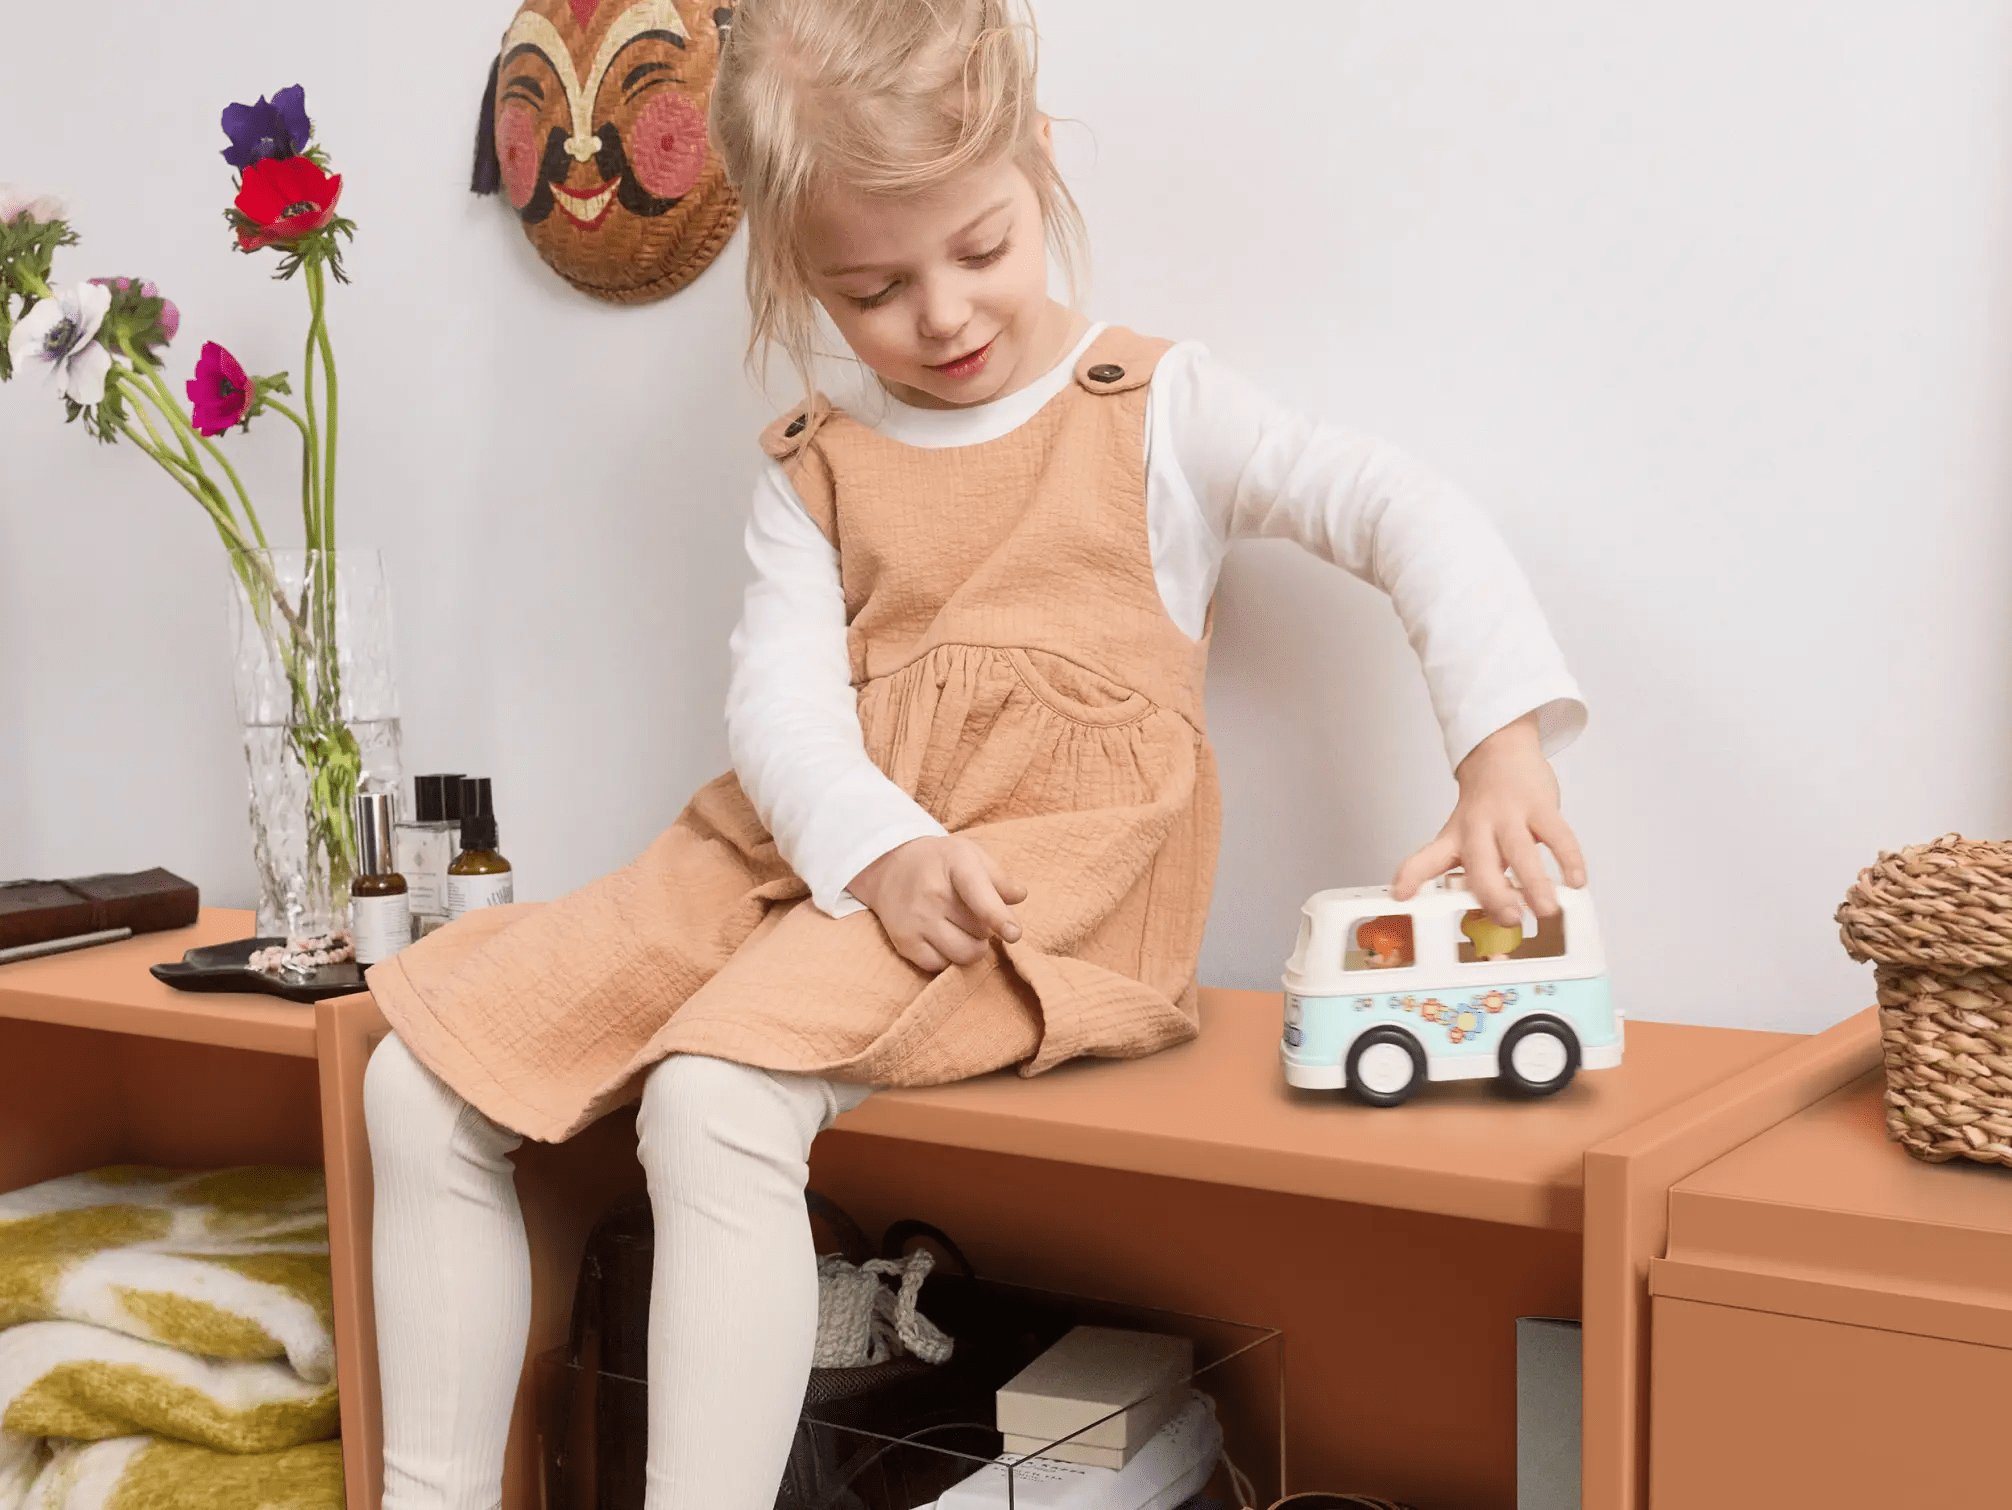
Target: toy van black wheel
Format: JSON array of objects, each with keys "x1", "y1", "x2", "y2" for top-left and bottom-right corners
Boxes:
[
  {"x1": 1498, "y1": 1016, "x2": 1580, "y2": 1097},
  {"x1": 1345, "y1": 1027, "x2": 1427, "y2": 1107}
]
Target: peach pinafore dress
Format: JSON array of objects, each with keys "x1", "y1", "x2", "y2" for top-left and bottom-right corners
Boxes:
[{"x1": 369, "y1": 328, "x2": 1221, "y2": 1142}]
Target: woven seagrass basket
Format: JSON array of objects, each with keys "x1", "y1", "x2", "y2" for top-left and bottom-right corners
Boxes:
[{"x1": 1836, "y1": 835, "x2": 2012, "y2": 1167}]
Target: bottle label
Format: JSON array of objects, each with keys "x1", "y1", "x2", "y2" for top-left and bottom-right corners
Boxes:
[
  {"x1": 353, "y1": 893, "x2": 413, "y2": 966},
  {"x1": 394, "y1": 825, "x2": 455, "y2": 917},
  {"x1": 447, "y1": 870, "x2": 515, "y2": 918}
]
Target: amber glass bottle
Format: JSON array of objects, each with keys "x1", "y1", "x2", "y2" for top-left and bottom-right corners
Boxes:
[
  {"x1": 446, "y1": 777, "x2": 514, "y2": 919},
  {"x1": 351, "y1": 791, "x2": 411, "y2": 965}
]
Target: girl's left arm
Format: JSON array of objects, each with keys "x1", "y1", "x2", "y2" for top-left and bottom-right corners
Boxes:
[{"x1": 1149, "y1": 345, "x2": 1587, "y2": 925}]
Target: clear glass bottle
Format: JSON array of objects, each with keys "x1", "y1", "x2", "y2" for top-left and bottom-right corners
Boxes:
[
  {"x1": 394, "y1": 772, "x2": 463, "y2": 939},
  {"x1": 446, "y1": 777, "x2": 514, "y2": 918},
  {"x1": 351, "y1": 791, "x2": 411, "y2": 966}
]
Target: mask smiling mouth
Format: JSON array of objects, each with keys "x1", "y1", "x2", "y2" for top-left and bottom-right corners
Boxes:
[
  {"x1": 551, "y1": 178, "x2": 620, "y2": 228},
  {"x1": 516, "y1": 124, "x2": 686, "y2": 228}
]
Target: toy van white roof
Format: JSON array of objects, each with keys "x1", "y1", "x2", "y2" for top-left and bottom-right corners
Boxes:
[{"x1": 1283, "y1": 874, "x2": 1606, "y2": 999}]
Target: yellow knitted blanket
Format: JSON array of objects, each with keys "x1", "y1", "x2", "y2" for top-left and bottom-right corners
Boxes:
[
  {"x1": 0, "y1": 1168, "x2": 332, "y2": 1384},
  {"x1": 0, "y1": 1168, "x2": 340, "y2": 1509},
  {"x1": 4, "y1": 1437, "x2": 342, "y2": 1510}
]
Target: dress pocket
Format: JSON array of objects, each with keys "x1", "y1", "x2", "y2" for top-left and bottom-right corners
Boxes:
[{"x1": 1006, "y1": 648, "x2": 1152, "y2": 728}]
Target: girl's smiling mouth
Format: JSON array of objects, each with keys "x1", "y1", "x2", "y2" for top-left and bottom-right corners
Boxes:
[{"x1": 927, "y1": 338, "x2": 994, "y2": 379}]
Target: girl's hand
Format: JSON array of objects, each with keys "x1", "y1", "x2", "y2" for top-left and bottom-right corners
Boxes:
[
  {"x1": 1390, "y1": 712, "x2": 1586, "y2": 926},
  {"x1": 848, "y1": 836, "x2": 1027, "y2": 973}
]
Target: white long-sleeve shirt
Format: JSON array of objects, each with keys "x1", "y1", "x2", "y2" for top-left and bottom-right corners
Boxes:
[{"x1": 727, "y1": 322, "x2": 1586, "y2": 918}]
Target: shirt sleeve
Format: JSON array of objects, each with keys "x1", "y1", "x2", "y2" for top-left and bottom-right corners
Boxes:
[
  {"x1": 725, "y1": 460, "x2": 948, "y2": 917},
  {"x1": 1150, "y1": 342, "x2": 1587, "y2": 770}
]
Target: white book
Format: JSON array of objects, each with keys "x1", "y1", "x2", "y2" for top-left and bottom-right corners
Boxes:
[
  {"x1": 995, "y1": 1327, "x2": 1194, "y2": 1459},
  {"x1": 935, "y1": 1390, "x2": 1221, "y2": 1510}
]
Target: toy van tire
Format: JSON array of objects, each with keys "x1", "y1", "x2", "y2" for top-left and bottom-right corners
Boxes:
[
  {"x1": 1497, "y1": 1016, "x2": 1581, "y2": 1098},
  {"x1": 1345, "y1": 1027, "x2": 1427, "y2": 1107}
]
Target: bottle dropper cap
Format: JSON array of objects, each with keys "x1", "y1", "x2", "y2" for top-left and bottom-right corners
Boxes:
[
  {"x1": 458, "y1": 777, "x2": 498, "y2": 852},
  {"x1": 355, "y1": 791, "x2": 398, "y2": 878}
]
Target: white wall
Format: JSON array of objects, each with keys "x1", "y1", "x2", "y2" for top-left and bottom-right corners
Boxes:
[{"x1": 6, "y1": 1, "x2": 2010, "y2": 1035}]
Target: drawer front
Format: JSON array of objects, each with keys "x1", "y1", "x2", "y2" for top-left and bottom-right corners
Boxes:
[{"x1": 1650, "y1": 1296, "x2": 2012, "y2": 1509}]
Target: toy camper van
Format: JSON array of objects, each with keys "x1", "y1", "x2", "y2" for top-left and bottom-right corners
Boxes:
[{"x1": 1280, "y1": 874, "x2": 1621, "y2": 1105}]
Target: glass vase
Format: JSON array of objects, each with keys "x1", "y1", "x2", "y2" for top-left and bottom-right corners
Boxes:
[{"x1": 226, "y1": 549, "x2": 403, "y2": 940}]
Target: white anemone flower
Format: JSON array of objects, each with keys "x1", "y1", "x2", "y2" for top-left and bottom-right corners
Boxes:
[{"x1": 9, "y1": 281, "x2": 114, "y2": 405}]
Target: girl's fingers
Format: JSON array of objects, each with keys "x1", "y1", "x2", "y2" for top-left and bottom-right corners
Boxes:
[
  {"x1": 1391, "y1": 833, "x2": 1460, "y2": 900},
  {"x1": 978, "y1": 846, "x2": 1030, "y2": 908},
  {"x1": 1533, "y1": 808, "x2": 1588, "y2": 888},
  {"x1": 925, "y1": 919, "x2": 988, "y2": 969},
  {"x1": 1502, "y1": 828, "x2": 1557, "y2": 918},
  {"x1": 1462, "y1": 825, "x2": 1522, "y2": 927},
  {"x1": 950, "y1": 849, "x2": 1023, "y2": 942},
  {"x1": 942, "y1": 893, "x2": 996, "y2": 945},
  {"x1": 897, "y1": 931, "x2": 949, "y2": 974}
]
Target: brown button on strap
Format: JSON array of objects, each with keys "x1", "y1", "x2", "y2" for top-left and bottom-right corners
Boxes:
[{"x1": 1086, "y1": 363, "x2": 1125, "y2": 383}]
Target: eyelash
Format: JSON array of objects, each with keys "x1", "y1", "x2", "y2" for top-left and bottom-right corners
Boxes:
[{"x1": 846, "y1": 238, "x2": 1013, "y2": 311}]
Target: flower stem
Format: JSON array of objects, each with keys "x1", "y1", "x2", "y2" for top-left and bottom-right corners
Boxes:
[
  {"x1": 115, "y1": 412, "x2": 254, "y2": 558},
  {"x1": 308, "y1": 259, "x2": 337, "y2": 554},
  {"x1": 300, "y1": 264, "x2": 326, "y2": 553},
  {"x1": 119, "y1": 336, "x2": 270, "y2": 550}
]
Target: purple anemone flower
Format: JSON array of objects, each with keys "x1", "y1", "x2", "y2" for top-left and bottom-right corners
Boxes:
[
  {"x1": 187, "y1": 342, "x2": 252, "y2": 436},
  {"x1": 220, "y1": 85, "x2": 311, "y2": 169}
]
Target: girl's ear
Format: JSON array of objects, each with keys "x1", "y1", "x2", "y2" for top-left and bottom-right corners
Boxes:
[{"x1": 1037, "y1": 113, "x2": 1055, "y2": 160}]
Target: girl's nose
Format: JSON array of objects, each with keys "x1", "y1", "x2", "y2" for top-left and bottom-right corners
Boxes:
[{"x1": 915, "y1": 277, "x2": 970, "y2": 343}]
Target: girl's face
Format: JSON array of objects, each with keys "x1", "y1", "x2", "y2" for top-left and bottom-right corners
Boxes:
[{"x1": 801, "y1": 142, "x2": 1072, "y2": 410}]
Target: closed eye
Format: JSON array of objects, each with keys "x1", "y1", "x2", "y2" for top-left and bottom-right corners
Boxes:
[
  {"x1": 503, "y1": 73, "x2": 546, "y2": 106},
  {"x1": 623, "y1": 60, "x2": 681, "y2": 96},
  {"x1": 849, "y1": 281, "x2": 901, "y2": 311},
  {"x1": 961, "y1": 237, "x2": 1011, "y2": 268}
]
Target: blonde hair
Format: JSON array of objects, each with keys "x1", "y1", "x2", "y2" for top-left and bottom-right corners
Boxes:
[{"x1": 709, "y1": 0, "x2": 1089, "y2": 402}]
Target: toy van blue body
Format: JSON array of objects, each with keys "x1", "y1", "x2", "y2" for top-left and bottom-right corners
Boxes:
[{"x1": 1279, "y1": 879, "x2": 1621, "y2": 1101}]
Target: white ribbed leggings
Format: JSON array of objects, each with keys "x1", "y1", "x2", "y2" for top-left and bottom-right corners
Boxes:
[{"x1": 362, "y1": 1034, "x2": 873, "y2": 1510}]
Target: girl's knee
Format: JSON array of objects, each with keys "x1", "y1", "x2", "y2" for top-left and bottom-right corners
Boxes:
[
  {"x1": 364, "y1": 1033, "x2": 518, "y2": 1164},
  {"x1": 637, "y1": 1056, "x2": 822, "y2": 1173}
]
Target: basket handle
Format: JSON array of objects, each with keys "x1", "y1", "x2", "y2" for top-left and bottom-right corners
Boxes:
[
  {"x1": 804, "y1": 1190, "x2": 873, "y2": 1265},
  {"x1": 879, "y1": 1218, "x2": 976, "y2": 1278}
]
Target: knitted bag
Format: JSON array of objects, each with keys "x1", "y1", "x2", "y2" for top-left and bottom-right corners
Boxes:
[{"x1": 1837, "y1": 834, "x2": 2012, "y2": 1167}]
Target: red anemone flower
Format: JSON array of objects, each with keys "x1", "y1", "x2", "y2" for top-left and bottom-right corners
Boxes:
[{"x1": 234, "y1": 156, "x2": 343, "y2": 251}]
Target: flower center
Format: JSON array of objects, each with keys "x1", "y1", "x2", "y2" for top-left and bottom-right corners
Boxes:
[
  {"x1": 218, "y1": 377, "x2": 241, "y2": 398},
  {"x1": 281, "y1": 200, "x2": 320, "y2": 219},
  {"x1": 41, "y1": 318, "x2": 77, "y2": 359}
]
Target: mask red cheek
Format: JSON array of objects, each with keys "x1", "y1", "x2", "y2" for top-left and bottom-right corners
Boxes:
[
  {"x1": 628, "y1": 92, "x2": 707, "y2": 201},
  {"x1": 497, "y1": 102, "x2": 542, "y2": 210}
]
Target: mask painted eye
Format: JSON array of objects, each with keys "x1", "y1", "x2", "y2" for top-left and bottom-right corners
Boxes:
[
  {"x1": 629, "y1": 91, "x2": 707, "y2": 201},
  {"x1": 498, "y1": 101, "x2": 545, "y2": 210}
]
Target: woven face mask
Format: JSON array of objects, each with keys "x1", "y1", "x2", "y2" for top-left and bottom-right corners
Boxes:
[{"x1": 472, "y1": 0, "x2": 740, "y2": 304}]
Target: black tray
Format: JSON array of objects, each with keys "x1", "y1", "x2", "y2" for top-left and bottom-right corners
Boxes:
[{"x1": 151, "y1": 936, "x2": 365, "y2": 1004}]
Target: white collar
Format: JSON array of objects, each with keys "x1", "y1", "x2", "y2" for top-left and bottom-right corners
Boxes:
[{"x1": 870, "y1": 322, "x2": 1108, "y2": 449}]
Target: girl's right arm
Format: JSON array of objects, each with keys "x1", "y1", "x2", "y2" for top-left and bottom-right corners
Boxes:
[{"x1": 727, "y1": 462, "x2": 1022, "y2": 966}]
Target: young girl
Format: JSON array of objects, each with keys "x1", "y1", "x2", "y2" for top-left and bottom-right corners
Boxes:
[{"x1": 362, "y1": 1, "x2": 1587, "y2": 1505}]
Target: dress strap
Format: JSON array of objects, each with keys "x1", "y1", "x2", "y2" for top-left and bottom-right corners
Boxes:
[
  {"x1": 1071, "y1": 326, "x2": 1174, "y2": 396},
  {"x1": 758, "y1": 394, "x2": 835, "y2": 461}
]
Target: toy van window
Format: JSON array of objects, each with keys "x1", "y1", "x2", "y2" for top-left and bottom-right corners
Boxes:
[
  {"x1": 1457, "y1": 909, "x2": 1565, "y2": 964},
  {"x1": 1345, "y1": 915, "x2": 1415, "y2": 972}
]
